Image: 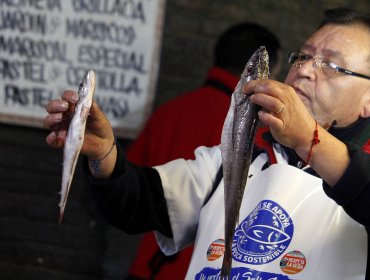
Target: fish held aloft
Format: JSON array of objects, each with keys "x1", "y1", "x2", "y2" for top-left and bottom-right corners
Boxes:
[
  {"x1": 59, "y1": 69, "x2": 96, "y2": 224},
  {"x1": 220, "y1": 46, "x2": 270, "y2": 278}
]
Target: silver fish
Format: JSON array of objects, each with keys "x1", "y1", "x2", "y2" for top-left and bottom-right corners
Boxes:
[
  {"x1": 220, "y1": 46, "x2": 269, "y2": 278},
  {"x1": 59, "y1": 69, "x2": 96, "y2": 224}
]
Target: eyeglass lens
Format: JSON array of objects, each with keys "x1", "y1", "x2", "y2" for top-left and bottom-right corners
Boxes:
[{"x1": 289, "y1": 53, "x2": 337, "y2": 75}]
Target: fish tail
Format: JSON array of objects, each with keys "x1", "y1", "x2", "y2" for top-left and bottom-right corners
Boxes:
[
  {"x1": 220, "y1": 250, "x2": 232, "y2": 279},
  {"x1": 58, "y1": 204, "x2": 65, "y2": 225},
  {"x1": 58, "y1": 211, "x2": 64, "y2": 226}
]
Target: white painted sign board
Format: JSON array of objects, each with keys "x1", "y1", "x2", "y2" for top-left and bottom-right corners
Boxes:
[{"x1": 0, "y1": 0, "x2": 166, "y2": 138}]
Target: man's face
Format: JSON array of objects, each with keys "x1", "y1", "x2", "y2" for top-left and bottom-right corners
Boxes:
[{"x1": 284, "y1": 23, "x2": 370, "y2": 128}]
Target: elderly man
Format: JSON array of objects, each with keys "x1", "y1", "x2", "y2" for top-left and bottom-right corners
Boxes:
[{"x1": 45, "y1": 7, "x2": 369, "y2": 280}]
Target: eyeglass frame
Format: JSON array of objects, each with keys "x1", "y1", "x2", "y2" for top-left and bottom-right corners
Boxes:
[{"x1": 288, "y1": 52, "x2": 370, "y2": 81}]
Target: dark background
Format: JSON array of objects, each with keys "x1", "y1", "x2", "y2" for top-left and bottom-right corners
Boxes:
[{"x1": 1, "y1": 0, "x2": 369, "y2": 279}]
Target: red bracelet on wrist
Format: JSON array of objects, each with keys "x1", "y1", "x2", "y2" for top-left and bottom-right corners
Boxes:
[{"x1": 305, "y1": 121, "x2": 320, "y2": 164}]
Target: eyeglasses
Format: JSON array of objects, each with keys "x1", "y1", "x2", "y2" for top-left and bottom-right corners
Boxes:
[{"x1": 288, "y1": 52, "x2": 370, "y2": 81}]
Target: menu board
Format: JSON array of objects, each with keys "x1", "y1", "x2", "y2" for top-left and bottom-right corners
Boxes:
[{"x1": 0, "y1": 0, "x2": 166, "y2": 138}]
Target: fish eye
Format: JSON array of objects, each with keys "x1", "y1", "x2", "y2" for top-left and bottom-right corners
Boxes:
[{"x1": 246, "y1": 66, "x2": 254, "y2": 75}]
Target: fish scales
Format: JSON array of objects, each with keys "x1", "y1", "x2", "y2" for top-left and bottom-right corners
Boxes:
[
  {"x1": 220, "y1": 47, "x2": 269, "y2": 279},
  {"x1": 59, "y1": 69, "x2": 96, "y2": 224}
]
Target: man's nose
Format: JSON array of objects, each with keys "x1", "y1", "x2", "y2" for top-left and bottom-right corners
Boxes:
[{"x1": 295, "y1": 59, "x2": 317, "y2": 78}]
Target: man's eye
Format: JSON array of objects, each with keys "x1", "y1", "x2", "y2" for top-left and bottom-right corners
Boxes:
[
  {"x1": 299, "y1": 54, "x2": 311, "y2": 62},
  {"x1": 292, "y1": 55, "x2": 300, "y2": 62}
]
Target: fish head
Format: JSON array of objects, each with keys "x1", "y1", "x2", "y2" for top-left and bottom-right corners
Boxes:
[
  {"x1": 78, "y1": 69, "x2": 96, "y2": 99},
  {"x1": 242, "y1": 46, "x2": 270, "y2": 82}
]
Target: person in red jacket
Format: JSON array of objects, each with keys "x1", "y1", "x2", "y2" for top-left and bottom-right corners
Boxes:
[{"x1": 125, "y1": 22, "x2": 282, "y2": 280}]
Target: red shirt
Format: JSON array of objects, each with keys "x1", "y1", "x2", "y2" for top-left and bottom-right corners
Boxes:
[{"x1": 126, "y1": 67, "x2": 238, "y2": 279}]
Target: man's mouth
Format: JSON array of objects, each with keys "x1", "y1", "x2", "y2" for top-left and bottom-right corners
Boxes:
[{"x1": 292, "y1": 85, "x2": 310, "y2": 101}]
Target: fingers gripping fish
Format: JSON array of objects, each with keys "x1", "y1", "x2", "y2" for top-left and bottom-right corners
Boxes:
[
  {"x1": 59, "y1": 69, "x2": 96, "y2": 224},
  {"x1": 220, "y1": 47, "x2": 270, "y2": 278}
]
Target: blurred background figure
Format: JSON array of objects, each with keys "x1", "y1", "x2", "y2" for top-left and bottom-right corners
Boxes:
[{"x1": 125, "y1": 22, "x2": 282, "y2": 280}]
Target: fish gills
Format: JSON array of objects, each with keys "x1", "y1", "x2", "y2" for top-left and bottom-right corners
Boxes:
[
  {"x1": 220, "y1": 47, "x2": 270, "y2": 279},
  {"x1": 59, "y1": 69, "x2": 96, "y2": 224}
]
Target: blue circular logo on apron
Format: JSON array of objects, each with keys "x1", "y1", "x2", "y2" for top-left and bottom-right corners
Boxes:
[{"x1": 232, "y1": 199, "x2": 294, "y2": 265}]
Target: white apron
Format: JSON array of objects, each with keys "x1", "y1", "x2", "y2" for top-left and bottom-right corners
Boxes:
[
  {"x1": 155, "y1": 146, "x2": 367, "y2": 280},
  {"x1": 187, "y1": 157, "x2": 367, "y2": 279}
]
